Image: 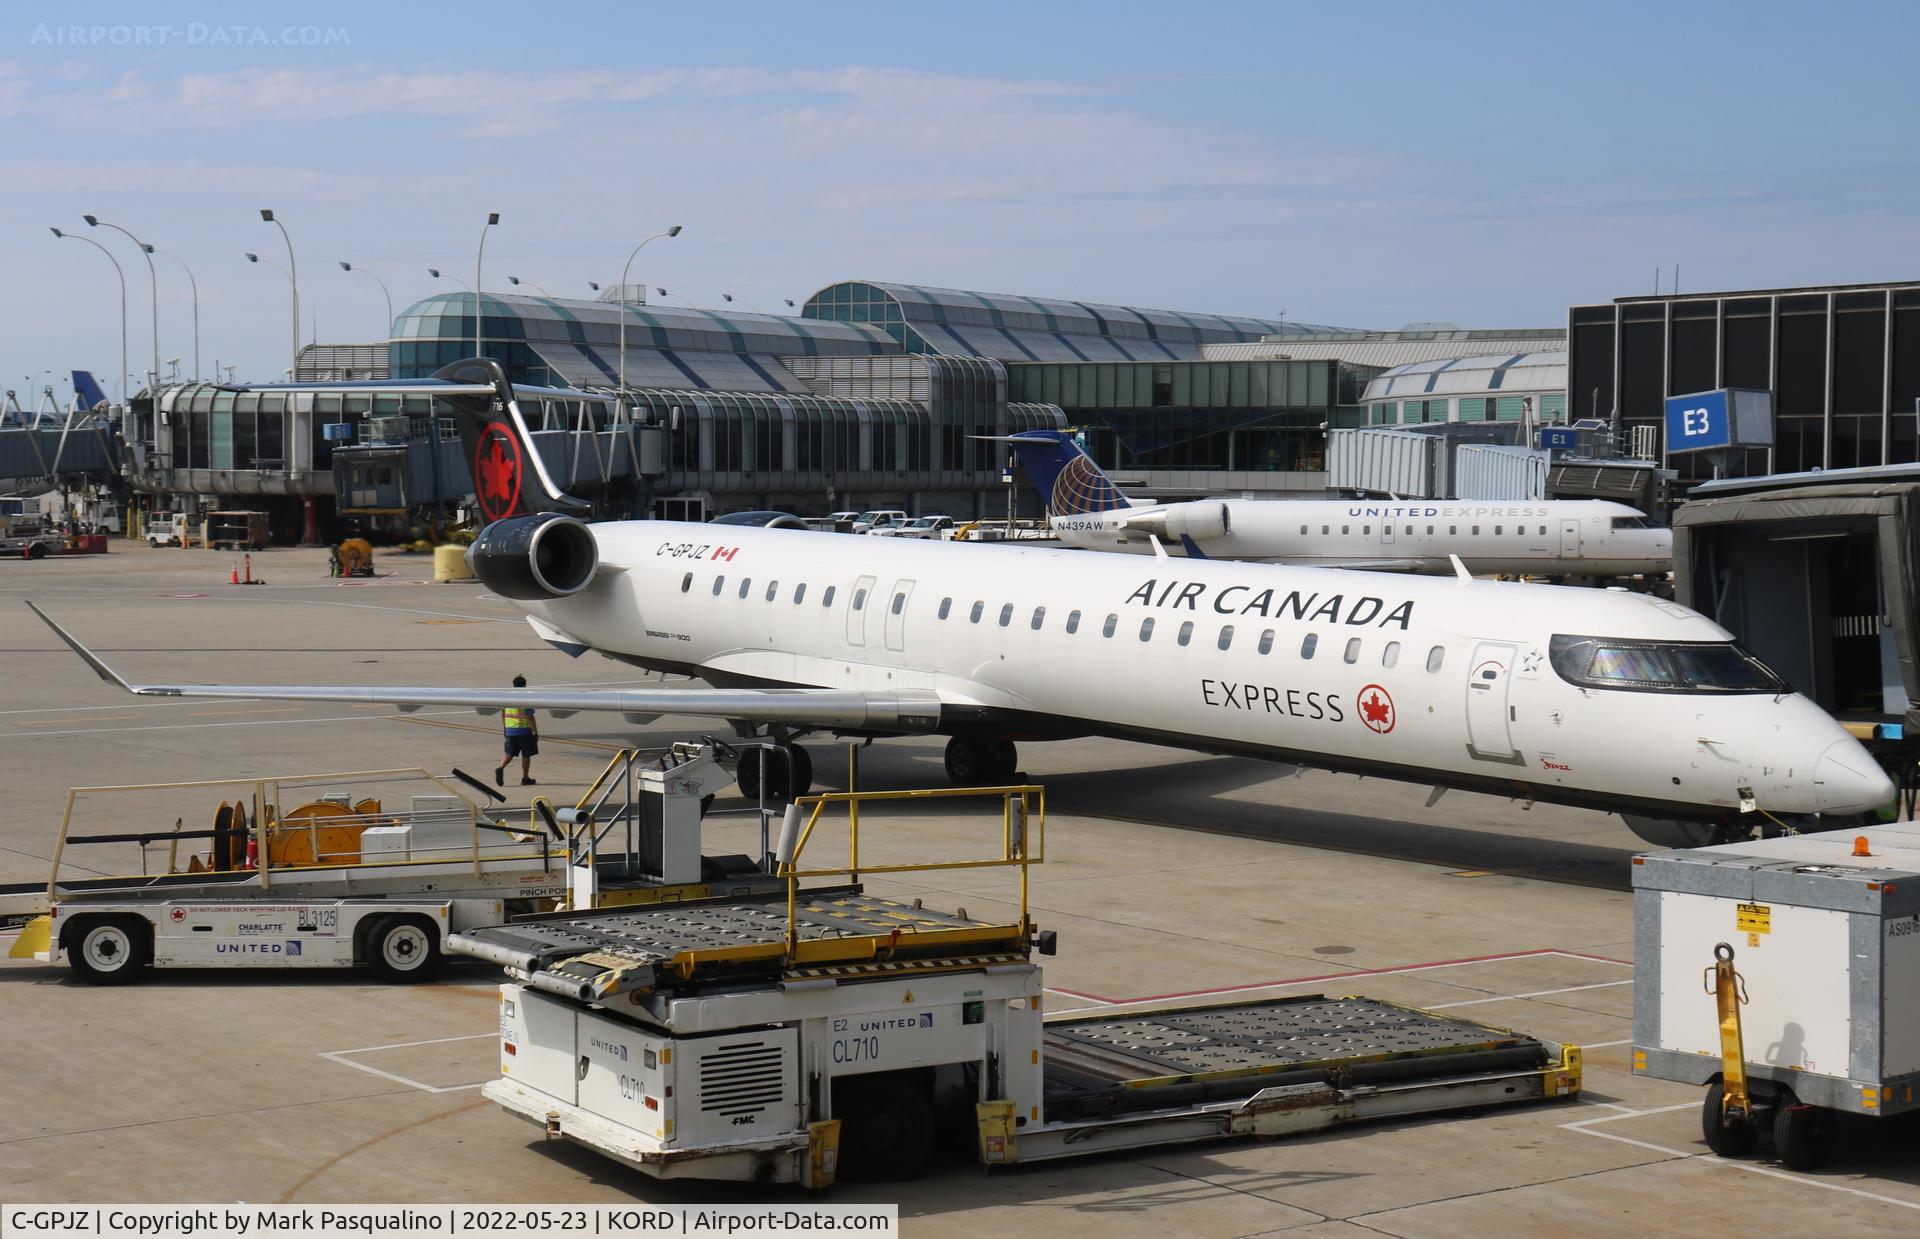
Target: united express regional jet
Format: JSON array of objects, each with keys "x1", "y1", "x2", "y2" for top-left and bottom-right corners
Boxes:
[
  {"x1": 29, "y1": 362, "x2": 1888, "y2": 851},
  {"x1": 1007, "y1": 430, "x2": 1671, "y2": 577}
]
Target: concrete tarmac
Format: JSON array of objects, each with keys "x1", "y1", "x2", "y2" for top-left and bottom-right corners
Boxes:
[{"x1": 2, "y1": 542, "x2": 1916, "y2": 1235}]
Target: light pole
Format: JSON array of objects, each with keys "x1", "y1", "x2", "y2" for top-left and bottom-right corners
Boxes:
[
  {"x1": 245, "y1": 253, "x2": 298, "y2": 373},
  {"x1": 147, "y1": 246, "x2": 200, "y2": 381},
  {"x1": 339, "y1": 261, "x2": 394, "y2": 337},
  {"x1": 721, "y1": 293, "x2": 765, "y2": 313},
  {"x1": 654, "y1": 287, "x2": 695, "y2": 307},
  {"x1": 258, "y1": 209, "x2": 299, "y2": 371},
  {"x1": 617, "y1": 226, "x2": 681, "y2": 395},
  {"x1": 51, "y1": 227, "x2": 127, "y2": 406},
  {"x1": 507, "y1": 275, "x2": 551, "y2": 297},
  {"x1": 587, "y1": 281, "x2": 602, "y2": 293},
  {"x1": 428, "y1": 268, "x2": 471, "y2": 290},
  {"x1": 83, "y1": 216, "x2": 159, "y2": 401},
  {"x1": 784, "y1": 299, "x2": 797, "y2": 311},
  {"x1": 474, "y1": 212, "x2": 499, "y2": 360}
]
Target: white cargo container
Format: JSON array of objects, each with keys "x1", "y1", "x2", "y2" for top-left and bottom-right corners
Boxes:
[{"x1": 1633, "y1": 821, "x2": 1920, "y2": 1169}]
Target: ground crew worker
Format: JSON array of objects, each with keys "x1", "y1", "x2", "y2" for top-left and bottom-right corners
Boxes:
[{"x1": 495, "y1": 675, "x2": 539, "y2": 786}]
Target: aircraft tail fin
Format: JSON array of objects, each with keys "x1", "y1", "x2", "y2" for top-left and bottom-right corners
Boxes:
[
  {"x1": 431, "y1": 359, "x2": 589, "y2": 523},
  {"x1": 1006, "y1": 430, "x2": 1133, "y2": 515},
  {"x1": 71, "y1": 371, "x2": 110, "y2": 410}
]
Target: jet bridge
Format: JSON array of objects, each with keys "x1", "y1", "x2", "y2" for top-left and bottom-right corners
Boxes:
[{"x1": 1673, "y1": 471, "x2": 1920, "y2": 806}]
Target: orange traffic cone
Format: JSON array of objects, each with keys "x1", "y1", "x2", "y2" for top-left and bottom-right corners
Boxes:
[{"x1": 229, "y1": 562, "x2": 240, "y2": 585}]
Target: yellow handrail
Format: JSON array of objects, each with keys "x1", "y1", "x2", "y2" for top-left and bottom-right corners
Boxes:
[{"x1": 777, "y1": 783, "x2": 1044, "y2": 963}]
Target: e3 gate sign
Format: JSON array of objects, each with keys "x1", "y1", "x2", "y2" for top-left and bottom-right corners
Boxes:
[{"x1": 1664, "y1": 388, "x2": 1774, "y2": 455}]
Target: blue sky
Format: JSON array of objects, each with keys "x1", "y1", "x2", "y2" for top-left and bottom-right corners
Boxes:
[{"x1": 2, "y1": 0, "x2": 1915, "y2": 396}]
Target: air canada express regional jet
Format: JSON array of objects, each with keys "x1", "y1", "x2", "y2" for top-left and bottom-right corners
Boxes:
[
  {"x1": 1007, "y1": 429, "x2": 1672, "y2": 577},
  {"x1": 27, "y1": 362, "x2": 1890, "y2": 851}
]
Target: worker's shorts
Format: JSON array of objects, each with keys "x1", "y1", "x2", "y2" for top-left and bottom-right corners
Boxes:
[{"x1": 503, "y1": 733, "x2": 539, "y2": 758}]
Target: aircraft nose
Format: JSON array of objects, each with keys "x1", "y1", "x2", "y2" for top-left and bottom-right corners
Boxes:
[{"x1": 1812, "y1": 740, "x2": 1895, "y2": 814}]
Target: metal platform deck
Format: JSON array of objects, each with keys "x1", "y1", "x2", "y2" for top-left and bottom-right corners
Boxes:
[
  {"x1": 1041, "y1": 995, "x2": 1556, "y2": 1121},
  {"x1": 451, "y1": 888, "x2": 1029, "y2": 1000}
]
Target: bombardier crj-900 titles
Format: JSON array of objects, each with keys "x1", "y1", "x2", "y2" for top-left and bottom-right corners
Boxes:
[
  {"x1": 28, "y1": 362, "x2": 1887, "y2": 850},
  {"x1": 1007, "y1": 430, "x2": 1671, "y2": 577}
]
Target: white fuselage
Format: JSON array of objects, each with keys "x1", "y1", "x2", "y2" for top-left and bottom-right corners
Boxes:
[
  {"x1": 525, "y1": 523, "x2": 1881, "y2": 823},
  {"x1": 1051, "y1": 499, "x2": 1672, "y2": 576}
]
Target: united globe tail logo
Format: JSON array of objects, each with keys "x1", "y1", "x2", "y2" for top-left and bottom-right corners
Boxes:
[
  {"x1": 1051, "y1": 456, "x2": 1126, "y2": 515},
  {"x1": 474, "y1": 423, "x2": 524, "y2": 522}
]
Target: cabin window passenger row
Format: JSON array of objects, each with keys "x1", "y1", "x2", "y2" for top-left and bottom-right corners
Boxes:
[
  {"x1": 1258, "y1": 629, "x2": 1275, "y2": 654},
  {"x1": 1218, "y1": 625, "x2": 1234, "y2": 651},
  {"x1": 795, "y1": 584, "x2": 807, "y2": 604},
  {"x1": 892, "y1": 593, "x2": 906, "y2": 615},
  {"x1": 822, "y1": 586, "x2": 837, "y2": 607},
  {"x1": 1031, "y1": 607, "x2": 1045, "y2": 630},
  {"x1": 1066, "y1": 610, "x2": 1081, "y2": 634},
  {"x1": 1427, "y1": 645, "x2": 1445, "y2": 672},
  {"x1": 712, "y1": 576, "x2": 725, "y2": 596},
  {"x1": 681, "y1": 573, "x2": 692, "y2": 593},
  {"x1": 971, "y1": 601, "x2": 985, "y2": 623},
  {"x1": 739, "y1": 578, "x2": 752, "y2": 599},
  {"x1": 766, "y1": 581, "x2": 779, "y2": 602},
  {"x1": 1139, "y1": 617, "x2": 1155, "y2": 641},
  {"x1": 999, "y1": 603, "x2": 1014, "y2": 627},
  {"x1": 1383, "y1": 641, "x2": 1400, "y2": 668},
  {"x1": 1302, "y1": 632, "x2": 1319, "y2": 659},
  {"x1": 1177, "y1": 620, "x2": 1194, "y2": 646},
  {"x1": 1344, "y1": 637, "x2": 1361, "y2": 664},
  {"x1": 852, "y1": 588, "x2": 866, "y2": 610},
  {"x1": 1103, "y1": 614, "x2": 1118, "y2": 638},
  {"x1": 938, "y1": 597, "x2": 951, "y2": 620}
]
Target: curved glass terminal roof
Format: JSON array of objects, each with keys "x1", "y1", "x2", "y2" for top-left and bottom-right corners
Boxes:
[
  {"x1": 801, "y1": 280, "x2": 1347, "y2": 364},
  {"x1": 393, "y1": 292, "x2": 898, "y2": 355},
  {"x1": 1362, "y1": 350, "x2": 1568, "y2": 401},
  {"x1": 391, "y1": 292, "x2": 903, "y2": 392}
]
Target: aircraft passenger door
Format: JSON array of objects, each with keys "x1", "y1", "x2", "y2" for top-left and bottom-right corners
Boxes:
[
  {"x1": 1559, "y1": 519, "x2": 1582, "y2": 558},
  {"x1": 1465, "y1": 640, "x2": 1523, "y2": 764},
  {"x1": 884, "y1": 578, "x2": 915, "y2": 652},
  {"x1": 845, "y1": 574, "x2": 877, "y2": 647}
]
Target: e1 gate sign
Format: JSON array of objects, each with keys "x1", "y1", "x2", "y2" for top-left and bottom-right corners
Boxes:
[{"x1": 1664, "y1": 388, "x2": 1774, "y2": 455}]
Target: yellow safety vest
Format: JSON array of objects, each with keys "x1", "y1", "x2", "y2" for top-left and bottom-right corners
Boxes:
[{"x1": 503, "y1": 706, "x2": 533, "y2": 733}]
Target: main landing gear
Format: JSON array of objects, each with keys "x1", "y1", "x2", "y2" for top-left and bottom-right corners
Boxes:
[
  {"x1": 944, "y1": 736, "x2": 1018, "y2": 785},
  {"x1": 733, "y1": 743, "x2": 814, "y2": 802}
]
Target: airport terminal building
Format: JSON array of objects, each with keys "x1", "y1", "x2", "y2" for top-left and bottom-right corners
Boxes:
[{"x1": 123, "y1": 281, "x2": 1386, "y2": 534}]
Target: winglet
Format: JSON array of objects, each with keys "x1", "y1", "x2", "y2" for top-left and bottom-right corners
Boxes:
[
  {"x1": 1449, "y1": 554, "x2": 1472, "y2": 586},
  {"x1": 24, "y1": 601, "x2": 139, "y2": 693}
]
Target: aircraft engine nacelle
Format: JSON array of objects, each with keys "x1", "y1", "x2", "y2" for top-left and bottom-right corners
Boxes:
[
  {"x1": 469, "y1": 512, "x2": 599, "y2": 600},
  {"x1": 1123, "y1": 501, "x2": 1231, "y2": 543}
]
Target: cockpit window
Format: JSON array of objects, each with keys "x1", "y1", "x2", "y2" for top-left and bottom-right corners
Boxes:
[
  {"x1": 1549, "y1": 635, "x2": 1784, "y2": 694},
  {"x1": 1610, "y1": 515, "x2": 1653, "y2": 530}
]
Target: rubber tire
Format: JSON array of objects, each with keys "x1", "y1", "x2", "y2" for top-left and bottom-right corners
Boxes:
[
  {"x1": 988, "y1": 739, "x2": 1018, "y2": 783},
  {"x1": 26, "y1": 543, "x2": 48, "y2": 560},
  {"x1": 788, "y1": 745, "x2": 814, "y2": 797},
  {"x1": 736, "y1": 752, "x2": 762, "y2": 800},
  {"x1": 68, "y1": 915, "x2": 150, "y2": 985},
  {"x1": 944, "y1": 736, "x2": 992, "y2": 786},
  {"x1": 835, "y1": 1077, "x2": 935, "y2": 1182},
  {"x1": 1772, "y1": 1100, "x2": 1830, "y2": 1171},
  {"x1": 366, "y1": 915, "x2": 443, "y2": 983},
  {"x1": 1702, "y1": 1081, "x2": 1760, "y2": 1157}
]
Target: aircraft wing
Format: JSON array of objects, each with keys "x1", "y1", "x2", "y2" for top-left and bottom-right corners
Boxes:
[
  {"x1": 26, "y1": 602, "x2": 944, "y2": 733},
  {"x1": 1292, "y1": 558, "x2": 1437, "y2": 573}
]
